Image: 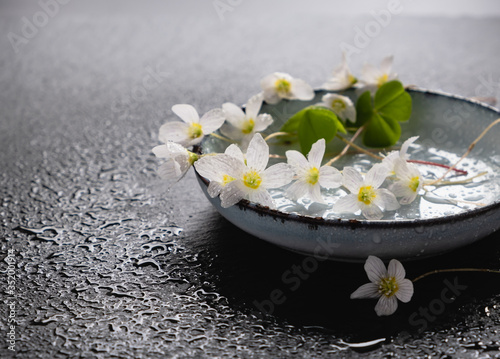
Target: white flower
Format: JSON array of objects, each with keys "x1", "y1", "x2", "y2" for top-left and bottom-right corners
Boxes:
[
  {"x1": 260, "y1": 72, "x2": 315, "y2": 104},
  {"x1": 333, "y1": 164, "x2": 400, "y2": 220},
  {"x1": 351, "y1": 255, "x2": 414, "y2": 316},
  {"x1": 359, "y1": 55, "x2": 398, "y2": 93},
  {"x1": 159, "y1": 104, "x2": 225, "y2": 147},
  {"x1": 219, "y1": 133, "x2": 294, "y2": 208},
  {"x1": 194, "y1": 144, "x2": 245, "y2": 198},
  {"x1": 285, "y1": 139, "x2": 342, "y2": 203},
  {"x1": 322, "y1": 52, "x2": 357, "y2": 91},
  {"x1": 152, "y1": 141, "x2": 198, "y2": 185},
  {"x1": 319, "y1": 93, "x2": 356, "y2": 123},
  {"x1": 221, "y1": 93, "x2": 273, "y2": 149},
  {"x1": 390, "y1": 159, "x2": 423, "y2": 205},
  {"x1": 381, "y1": 136, "x2": 419, "y2": 175}
]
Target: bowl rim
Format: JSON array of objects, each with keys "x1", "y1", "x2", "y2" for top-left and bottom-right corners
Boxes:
[{"x1": 195, "y1": 86, "x2": 500, "y2": 229}]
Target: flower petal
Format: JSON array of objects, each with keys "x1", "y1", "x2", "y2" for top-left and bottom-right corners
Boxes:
[
  {"x1": 399, "y1": 136, "x2": 419, "y2": 159},
  {"x1": 332, "y1": 194, "x2": 359, "y2": 214},
  {"x1": 194, "y1": 154, "x2": 242, "y2": 182},
  {"x1": 260, "y1": 73, "x2": 280, "y2": 91},
  {"x1": 341, "y1": 167, "x2": 363, "y2": 193},
  {"x1": 361, "y1": 203, "x2": 384, "y2": 220},
  {"x1": 399, "y1": 192, "x2": 418, "y2": 205},
  {"x1": 322, "y1": 54, "x2": 353, "y2": 91},
  {"x1": 245, "y1": 93, "x2": 264, "y2": 120},
  {"x1": 286, "y1": 180, "x2": 309, "y2": 201},
  {"x1": 387, "y1": 259, "x2": 406, "y2": 281},
  {"x1": 248, "y1": 189, "x2": 275, "y2": 209},
  {"x1": 253, "y1": 114, "x2": 273, "y2": 132},
  {"x1": 308, "y1": 183, "x2": 325, "y2": 204},
  {"x1": 152, "y1": 142, "x2": 187, "y2": 159},
  {"x1": 222, "y1": 102, "x2": 246, "y2": 127},
  {"x1": 207, "y1": 181, "x2": 223, "y2": 198},
  {"x1": 389, "y1": 181, "x2": 412, "y2": 198},
  {"x1": 380, "y1": 55, "x2": 394, "y2": 74},
  {"x1": 374, "y1": 188, "x2": 400, "y2": 211},
  {"x1": 157, "y1": 160, "x2": 190, "y2": 184},
  {"x1": 220, "y1": 181, "x2": 245, "y2": 208},
  {"x1": 246, "y1": 133, "x2": 269, "y2": 171},
  {"x1": 262, "y1": 90, "x2": 281, "y2": 105},
  {"x1": 220, "y1": 123, "x2": 244, "y2": 141},
  {"x1": 224, "y1": 144, "x2": 245, "y2": 163},
  {"x1": 350, "y1": 282, "x2": 380, "y2": 299},
  {"x1": 343, "y1": 103, "x2": 357, "y2": 123},
  {"x1": 200, "y1": 108, "x2": 225, "y2": 134},
  {"x1": 172, "y1": 104, "x2": 199, "y2": 124},
  {"x1": 290, "y1": 78, "x2": 315, "y2": 101},
  {"x1": 262, "y1": 163, "x2": 294, "y2": 188},
  {"x1": 360, "y1": 63, "x2": 379, "y2": 84},
  {"x1": 395, "y1": 279, "x2": 414, "y2": 303},
  {"x1": 318, "y1": 166, "x2": 342, "y2": 189},
  {"x1": 158, "y1": 122, "x2": 189, "y2": 145},
  {"x1": 365, "y1": 163, "x2": 388, "y2": 189},
  {"x1": 364, "y1": 255, "x2": 387, "y2": 284},
  {"x1": 393, "y1": 158, "x2": 412, "y2": 181},
  {"x1": 307, "y1": 139, "x2": 325, "y2": 168},
  {"x1": 375, "y1": 295, "x2": 398, "y2": 316},
  {"x1": 286, "y1": 150, "x2": 310, "y2": 173}
]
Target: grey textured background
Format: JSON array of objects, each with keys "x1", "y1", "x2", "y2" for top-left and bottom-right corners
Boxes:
[{"x1": 1, "y1": 0, "x2": 500, "y2": 358}]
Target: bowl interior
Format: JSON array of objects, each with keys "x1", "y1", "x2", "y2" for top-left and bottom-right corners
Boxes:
[{"x1": 201, "y1": 88, "x2": 500, "y2": 222}]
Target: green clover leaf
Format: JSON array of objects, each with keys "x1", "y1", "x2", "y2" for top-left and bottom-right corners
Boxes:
[
  {"x1": 355, "y1": 80, "x2": 412, "y2": 148},
  {"x1": 280, "y1": 105, "x2": 346, "y2": 154}
]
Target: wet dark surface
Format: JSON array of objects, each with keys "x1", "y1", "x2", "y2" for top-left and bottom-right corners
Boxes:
[{"x1": 1, "y1": 1, "x2": 500, "y2": 357}]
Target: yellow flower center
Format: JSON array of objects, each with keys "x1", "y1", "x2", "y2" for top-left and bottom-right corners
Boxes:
[
  {"x1": 379, "y1": 277, "x2": 399, "y2": 298},
  {"x1": 409, "y1": 176, "x2": 420, "y2": 192},
  {"x1": 187, "y1": 152, "x2": 199, "y2": 165},
  {"x1": 188, "y1": 123, "x2": 203, "y2": 139},
  {"x1": 377, "y1": 73, "x2": 389, "y2": 87},
  {"x1": 243, "y1": 171, "x2": 262, "y2": 189},
  {"x1": 348, "y1": 74, "x2": 357, "y2": 85},
  {"x1": 358, "y1": 186, "x2": 376, "y2": 205},
  {"x1": 306, "y1": 167, "x2": 320, "y2": 185},
  {"x1": 242, "y1": 118, "x2": 255, "y2": 134},
  {"x1": 331, "y1": 98, "x2": 346, "y2": 112},
  {"x1": 275, "y1": 79, "x2": 291, "y2": 95},
  {"x1": 222, "y1": 174, "x2": 235, "y2": 186}
]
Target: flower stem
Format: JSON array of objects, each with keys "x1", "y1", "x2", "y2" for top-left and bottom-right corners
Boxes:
[
  {"x1": 325, "y1": 126, "x2": 366, "y2": 166},
  {"x1": 264, "y1": 132, "x2": 293, "y2": 142},
  {"x1": 412, "y1": 268, "x2": 500, "y2": 283},
  {"x1": 210, "y1": 133, "x2": 234, "y2": 143},
  {"x1": 426, "y1": 117, "x2": 500, "y2": 186},
  {"x1": 408, "y1": 160, "x2": 467, "y2": 175},
  {"x1": 424, "y1": 171, "x2": 488, "y2": 187},
  {"x1": 334, "y1": 134, "x2": 383, "y2": 161}
]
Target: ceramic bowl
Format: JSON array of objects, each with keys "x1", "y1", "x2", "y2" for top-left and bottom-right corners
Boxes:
[{"x1": 195, "y1": 88, "x2": 500, "y2": 261}]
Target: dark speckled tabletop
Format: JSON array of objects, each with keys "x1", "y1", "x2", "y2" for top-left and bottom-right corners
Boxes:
[{"x1": 1, "y1": 1, "x2": 500, "y2": 358}]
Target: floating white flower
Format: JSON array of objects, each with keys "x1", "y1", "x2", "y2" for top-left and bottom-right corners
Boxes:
[
  {"x1": 260, "y1": 72, "x2": 315, "y2": 104},
  {"x1": 221, "y1": 93, "x2": 273, "y2": 149},
  {"x1": 319, "y1": 93, "x2": 356, "y2": 123},
  {"x1": 322, "y1": 52, "x2": 357, "y2": 91},
  {"x1": 219, "y1": 133, "x2": 294, "y2": 208},
  {"x1": 390, "y1": 159, "x2": 423, "y2": 205},
  {"x1": 333, "y1": 164, "x2": 400, "y2": 220},
  {"x1": 381, "y1": 136, "x2": 419, "y2": 175},
  {"x1": 159, "y1": 104, "x2": 225, "y2": 147},
  {"x1": 152, "y1": 141, "x2": 198, "y2": 186},
  {"x1": 286, "y1": 139, "x2": 342, "y2": 203},
  {"x1": 194, "y1": 144, "x2": 245, "y2": 198},
  {"x1": 351, "y1": 255, "x2": 414, "y2": 316},
  {"x1": 359, "y1": 55, "x2": 398, "y2": 93}
]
